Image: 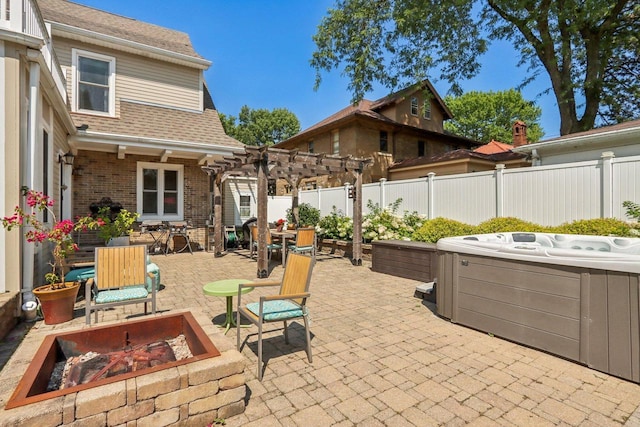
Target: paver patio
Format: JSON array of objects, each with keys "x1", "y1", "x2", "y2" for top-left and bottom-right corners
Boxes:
[{"x1": 1, "y1": 248, "x2": 640, "y2": 426}]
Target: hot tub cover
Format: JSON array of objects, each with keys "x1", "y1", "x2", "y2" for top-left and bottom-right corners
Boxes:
[{"x1": 436, "y1": 232, "x2": 640, "y2": 273}]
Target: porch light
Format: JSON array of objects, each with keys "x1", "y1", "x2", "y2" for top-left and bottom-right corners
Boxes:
[{"x1": 59, "y1": 152, "x2": 75, "y2": 166}]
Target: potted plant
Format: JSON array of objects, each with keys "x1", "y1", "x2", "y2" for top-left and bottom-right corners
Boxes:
[
  {"x1": 2, "y1": 188, "x2": 91, "y2": 324},
  {"x1": 79, "y1": 206, "x2": 139, "y2": 246},
  {"x1": 286, "y1": 203, "x2": 321, "y2": 228}
]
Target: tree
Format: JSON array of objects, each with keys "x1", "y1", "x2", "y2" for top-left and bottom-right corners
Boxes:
[
  {"x1": 443, "y1": 89, "x2": 544, "y2": 143},
  {"x1": 311, "y1": 0, "x2": 639, "y2": 136},
  {"x1": 220, "y1": 106, "x2": 301, "y2": 146}
]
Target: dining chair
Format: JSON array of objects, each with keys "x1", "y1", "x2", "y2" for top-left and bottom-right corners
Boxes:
[
  {"x1": 237, "y1": 253, "x2": 315, "y2": 380},
  {"x1": 287, "y1": 227, "x2": 316, "y2": 257},
  {"x1": 250, "y1": 225, "x2": 282, "y2": 261}
]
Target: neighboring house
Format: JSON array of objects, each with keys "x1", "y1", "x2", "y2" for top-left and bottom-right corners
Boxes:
[
  {"x1": 0, "y1": 0, "x2": 244, "y2": 314},
  {"x1": 513, "y1": 119, "x2": 640, "y2": 166},
  {"x1": 274, "y1": 80, "x2": 480, "y2": 191},
  {"x1": 388, "y1": 121, "x2": 530, "y2": 180}
]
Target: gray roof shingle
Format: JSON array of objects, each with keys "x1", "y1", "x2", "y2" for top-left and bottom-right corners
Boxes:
[
  {"x1": 71, "y1": 85, "x2": 243, "y2": 149},
  {"x1": 38, "y1": 0, "x2": 205, "y2": 60}
]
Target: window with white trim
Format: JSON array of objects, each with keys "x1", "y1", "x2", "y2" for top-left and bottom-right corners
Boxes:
[
  {"x1": 72, "y1": 49, "x2": 115, "y2": 116},
  {"x1": 410, "y1": 97, "x2": 419, "y2": 116},
  {"x1": 137, "y1": 162, "x2": 184, "y2": 220},
  {"x1": 239, "y1": 195, "x2": 251, "y2": 217}
]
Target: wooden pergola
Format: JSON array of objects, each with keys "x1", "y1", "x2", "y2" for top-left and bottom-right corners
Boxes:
[{"x1": 202, "y1": 146, "x2": 372, "y2": 278}]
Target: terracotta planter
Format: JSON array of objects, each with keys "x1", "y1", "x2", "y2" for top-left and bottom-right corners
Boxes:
[
  {"x1": 107, "y1": 236, "x2": 130, "y2": 246},
  {"x1": 33, "y1": 282, "x2": 80, "y2": 325}
]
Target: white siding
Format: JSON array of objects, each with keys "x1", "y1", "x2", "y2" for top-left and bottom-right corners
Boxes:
[
  {"x1": 224, "y1": 178, "x2": 257, "y2": 226},
  {"x1": 53, "y1": 37, "x2": 201, "y2": 113}
]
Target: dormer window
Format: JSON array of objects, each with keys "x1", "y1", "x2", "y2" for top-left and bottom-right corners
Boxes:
[
  {"x1": 410, "y1": 97, "x2": 418, "y2": 116},
  {"x1": 72, "y1": 49, "x2": 115, "y2": 116}
]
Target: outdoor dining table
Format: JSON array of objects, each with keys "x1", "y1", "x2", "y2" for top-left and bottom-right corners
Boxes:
[
  {"x1": 270, "y1": 230, "x2": 296, "y2": 266},
  {"x1": 203, "y1": 279, "x2": 254, "y2": 334}
]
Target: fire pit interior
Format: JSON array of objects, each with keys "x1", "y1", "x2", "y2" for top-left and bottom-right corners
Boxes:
[{"x1": 6, "y1": 312, "x2": 220, "y2": 409}]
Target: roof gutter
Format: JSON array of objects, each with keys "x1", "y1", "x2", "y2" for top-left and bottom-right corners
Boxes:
[
  {"x1": 69, "y1": 130, "x2": 243, "y2": 156},
  {"x1": 49, "y1": 22, "x2": 212, "y2": 70},
  {"x1": 513, "y1": 126, "x2": 640, "y2": 155}
]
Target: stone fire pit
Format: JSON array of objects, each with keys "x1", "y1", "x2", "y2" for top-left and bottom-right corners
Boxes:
[{"x1": 0, "y1": 309, "x2": 246, "y2": 426}]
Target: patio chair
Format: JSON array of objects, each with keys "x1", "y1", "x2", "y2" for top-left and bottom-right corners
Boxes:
[
  {"x1": 250, "y1": 225, "x2": 282, "y2": 261},
  {"x1": 237, "y1": 253, "x2": 314, "y2": 380},
  {"x1": 287, "y1": 227, "x2": 316, "y2": 258},
  {"x1": 85, "y1": 245, "x2": 158, "y2": 324}
]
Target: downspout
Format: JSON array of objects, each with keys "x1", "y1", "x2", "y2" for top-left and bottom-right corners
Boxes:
[
  {"x1": 531, "y1": 149, "x2": 540, "y2": 166},
  {"x1": 23, "y1": 55, "x2": 41, "y2": 302}
]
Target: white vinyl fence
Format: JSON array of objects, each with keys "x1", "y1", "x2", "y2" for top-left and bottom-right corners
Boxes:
[{"x1": 299, "y1": 153, "x2": 640, "y2": 226}]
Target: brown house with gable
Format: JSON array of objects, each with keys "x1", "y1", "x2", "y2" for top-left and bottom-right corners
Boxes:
[{"x1": 274, "y1": 81, "x2": 480, "y2": 192}]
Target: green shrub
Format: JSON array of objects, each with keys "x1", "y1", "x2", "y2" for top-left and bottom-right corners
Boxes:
[
  {"x1": 286, "y1": 203, "x2": 321, "y2": 226},
  {"x1": 412, "y1": 217, "x2": 477, "y2": 243},
  {"x1": 362, "y1": 199, "x2": 426, "y2": 241},
  {"x1": 623, "y1": 200, "x2": 640, "y2": 222},
  {"x1": 476, "y1": 217, "x2": 550, "y2": 234},
  {"x1": 317, "y1": 207, "x2": 353, "y2": 240},
  {"x1": 551, "y1": 218, "x2": 634, "y2": 237}
]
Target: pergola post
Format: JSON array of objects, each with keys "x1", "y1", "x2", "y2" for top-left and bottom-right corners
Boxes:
[
  {"x1": 289, "y1": 179, "x2": 300, "y2": 225},
  {"x1": 351, "y1": 164, "x2": 363, "y2": 266},
  {"x1": 213, "y1": 173, "x2": 224, "y2": 257},
  {"x1": 256, "y1": 154, "x2": 269, "y2": 278}
]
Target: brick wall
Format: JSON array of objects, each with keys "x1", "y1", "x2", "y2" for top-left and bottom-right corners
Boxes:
[{"x1": 72, "y1": 151, "x2": 211, "y2": 247}]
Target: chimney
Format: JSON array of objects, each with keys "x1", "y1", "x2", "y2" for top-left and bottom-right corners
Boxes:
[{"x1": 512, "y1": 121, "x2": 527, "y2": 147}]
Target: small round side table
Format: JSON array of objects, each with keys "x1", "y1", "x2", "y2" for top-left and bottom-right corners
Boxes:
[{"x1": 203, "y1": 279, "x2": 253, "y2": 334}]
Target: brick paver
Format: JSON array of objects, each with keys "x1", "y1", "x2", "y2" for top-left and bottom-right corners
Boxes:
[{"x1": 1, "y1": 248, "x2": 640, "y2": 426}]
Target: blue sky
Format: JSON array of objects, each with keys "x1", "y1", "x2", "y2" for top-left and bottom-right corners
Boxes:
[{"x1": 74, "y1": 0, "x2": 561, "y2": 139}]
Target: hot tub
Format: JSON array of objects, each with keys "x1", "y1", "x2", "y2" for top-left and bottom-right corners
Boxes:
[{"x1": 436, "y1": 232, "x2": 640, "y2": 383}]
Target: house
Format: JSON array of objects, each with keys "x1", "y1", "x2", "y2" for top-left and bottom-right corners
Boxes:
[
  {"x1": 0, "y1": 0, "x2": 244, "y2": 324},
  {"x1": 274, "y1": 80, "x2": 480, "y2": 191},
  {"x1": 388, "y1": 121, "x2": 530, "y2": 179},
  {"x1": 513, "y1": 119, "x2": 640, "y2": 166}
]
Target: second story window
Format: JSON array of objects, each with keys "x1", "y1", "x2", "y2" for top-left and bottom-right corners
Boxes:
[
  {"x1": 332, "y1": 130, "x2": 340, "y2": 154},
  {"x1": 411, "y1": 97, "x2": 419, "y2": 116},
  {"x1": 379, "y1": 131, "x2": 388, "y2": 152},
  {"x1": 423, "y1": 101, "x2": 431, "y2": 119},
  {"x1": 308, "y1": 141, "x2": 314, "y2": 153},
  {"x1": 73, "y1": 49, "x2": 115, "y2": 116}
]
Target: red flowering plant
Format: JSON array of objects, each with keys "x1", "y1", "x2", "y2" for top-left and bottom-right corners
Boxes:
[
  {"x1": 276, "y1": 218, "x2": 286, "y2": 226},
  {"x1": 1, "y1": 188, "x2": 95, "y2": 287}
]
